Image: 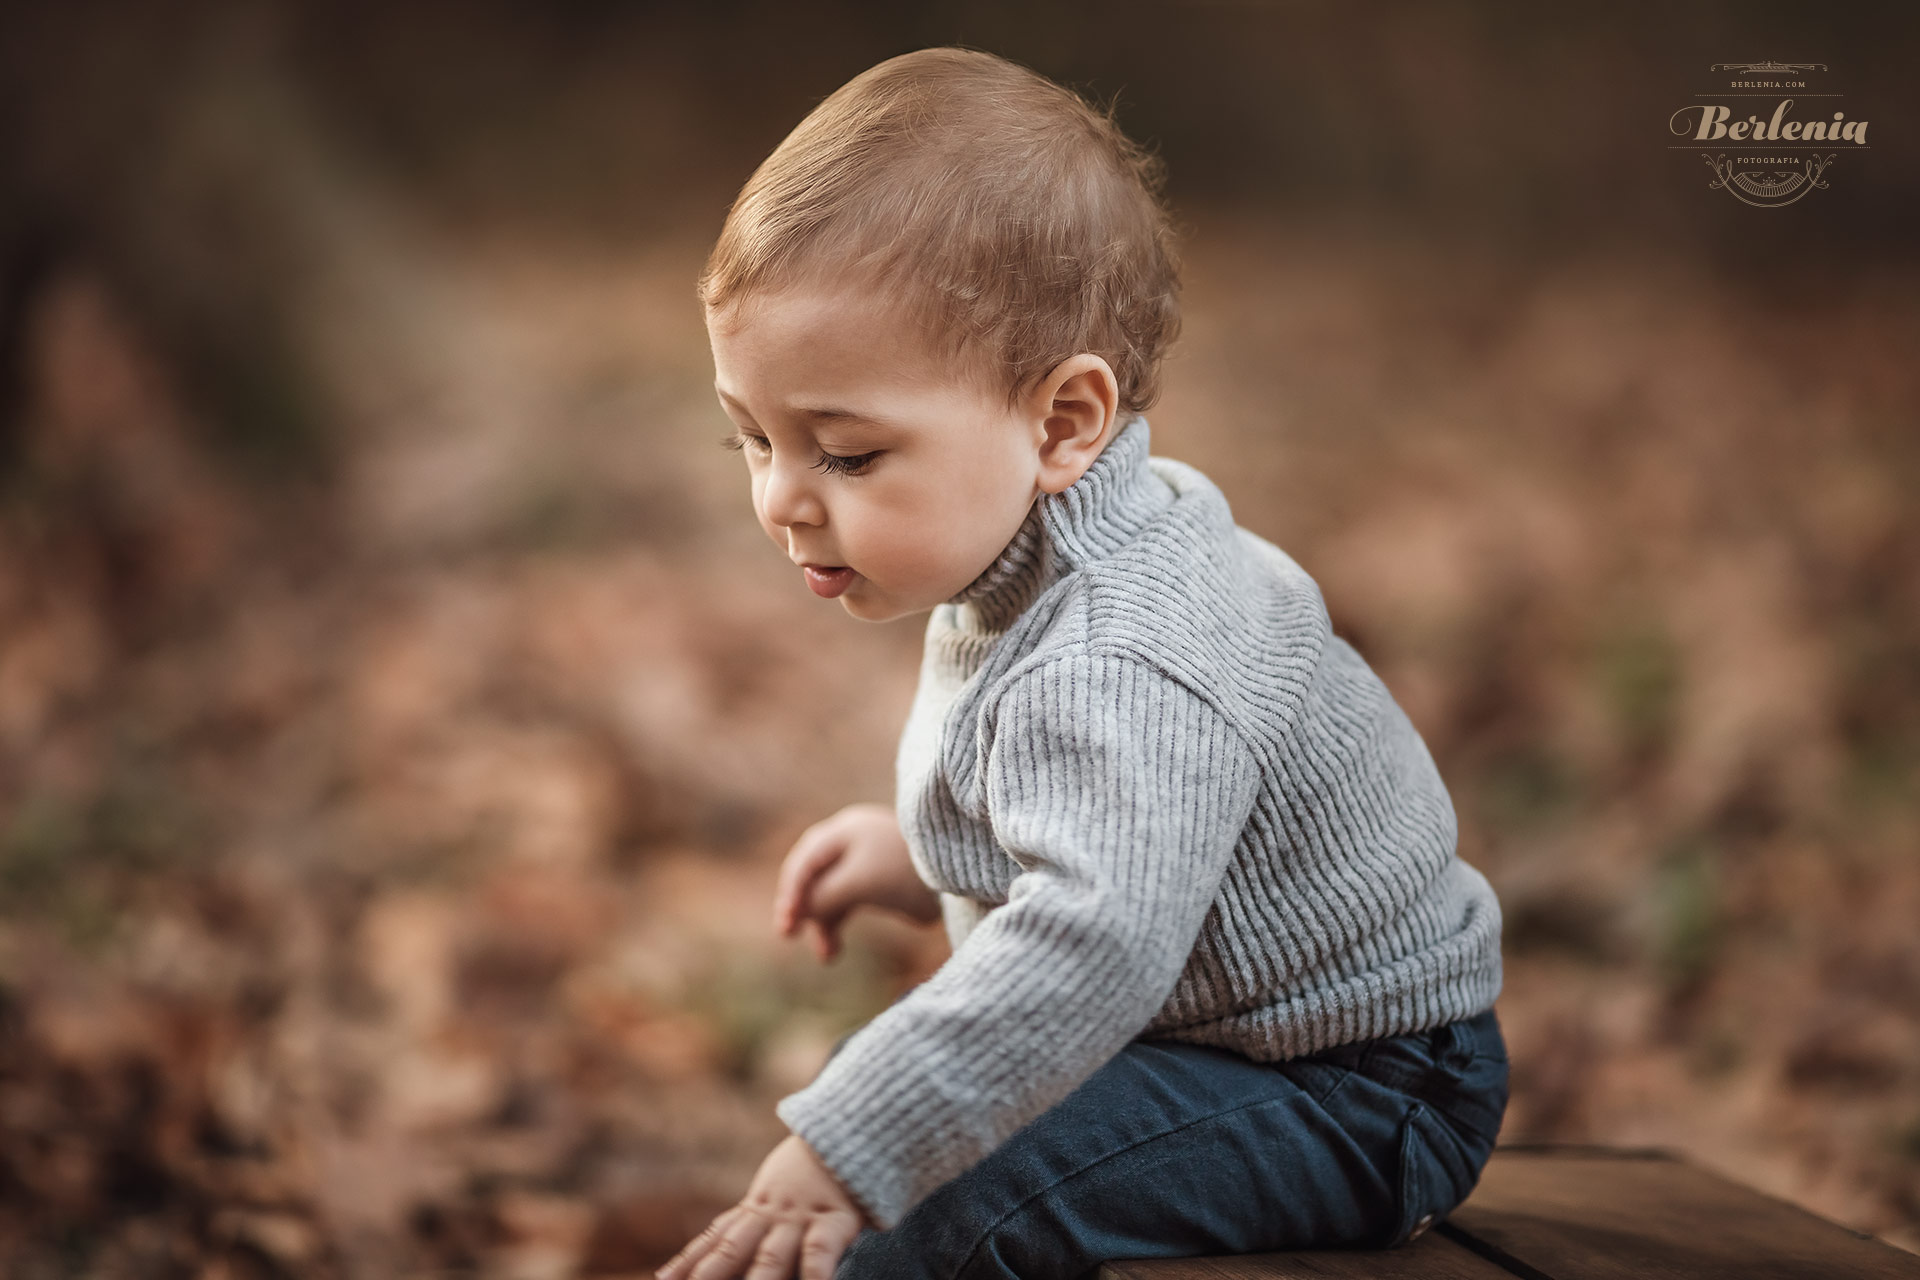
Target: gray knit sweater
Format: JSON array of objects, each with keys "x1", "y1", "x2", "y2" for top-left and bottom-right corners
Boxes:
[{"x1": 776, "y1": 416, "x2": 1503, "y2": 1230}]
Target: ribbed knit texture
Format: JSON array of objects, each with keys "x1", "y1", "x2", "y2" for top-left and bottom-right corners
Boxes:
[{"x1": 776, "y1": 416, "x2": 1504, "y2": 1230}]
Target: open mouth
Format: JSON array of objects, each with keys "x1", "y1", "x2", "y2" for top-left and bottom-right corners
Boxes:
[{"x1": 802, "y1": 564, "x2": 856, "y2": 599}]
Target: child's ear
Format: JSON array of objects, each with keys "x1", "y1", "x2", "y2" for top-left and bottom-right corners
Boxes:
[{"x1": 1033, "y1": 354, "x2": 1119, "y2": 495}]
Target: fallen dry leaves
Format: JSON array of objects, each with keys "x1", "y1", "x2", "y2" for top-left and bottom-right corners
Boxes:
[{"x1": 1, "y1": 215, "x2": 1916, "y2": 1279}]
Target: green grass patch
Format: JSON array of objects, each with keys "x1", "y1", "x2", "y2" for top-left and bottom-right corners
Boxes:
[
  {"x1": 1651, "y1": 836, "x2": 1722, "y2": 993},
  {"x1": 1594, "y1": 617, "x2": 1682, "y2": 763}
]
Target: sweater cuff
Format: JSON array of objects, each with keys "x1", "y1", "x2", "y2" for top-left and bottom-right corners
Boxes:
[{"x1": 777, "y1": 1084, "x2": 909, "y2": 1230}]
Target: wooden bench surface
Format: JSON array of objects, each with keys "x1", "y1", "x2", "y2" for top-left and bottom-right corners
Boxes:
[{"x1": 1099, "y1": 1145, "x2": 1920, "y2": 1280}]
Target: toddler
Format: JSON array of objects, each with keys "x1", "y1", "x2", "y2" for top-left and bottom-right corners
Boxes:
[{"x1": 659, "y1": 47, "x2": 1506, "y2": 1280}]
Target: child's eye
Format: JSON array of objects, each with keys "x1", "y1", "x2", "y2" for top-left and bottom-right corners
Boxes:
[
  {"x1": 720, "y1": 432, "x2": 874, "y2": 477},
  {"x1": 811, "y1": 450, "x2": 880, "y2": 477},
  {"x1": 720, "y1": 430, "x2": 771, "y2": 455}
]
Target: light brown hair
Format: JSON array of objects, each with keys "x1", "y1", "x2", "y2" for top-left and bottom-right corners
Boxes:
[{"x1": 699, "y1": 47, "x2": 1181, "y2": 415}]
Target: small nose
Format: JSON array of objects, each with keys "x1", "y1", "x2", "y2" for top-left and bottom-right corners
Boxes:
[{"x1": 758, "y1": 454, "x2": 825, "y2": 529}]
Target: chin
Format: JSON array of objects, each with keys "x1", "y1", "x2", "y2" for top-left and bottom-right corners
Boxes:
[
  {"x1": 840, "y1": 597, "x2": 905, "y2": 623},
  {"x1": 838, "y1": 589, "x2": 925, "y2": 624}
]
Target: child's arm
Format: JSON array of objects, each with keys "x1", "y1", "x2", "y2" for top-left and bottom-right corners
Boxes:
[
  {"x1": 654, "y1": 814, "x2": 937, "y2": 1277},
  {"x1": 774, "y1": 651, "x2": 1265, "y2": 1230},
  {"x1": 772, "y1": 803, "x2": 940, "y2": 961}
]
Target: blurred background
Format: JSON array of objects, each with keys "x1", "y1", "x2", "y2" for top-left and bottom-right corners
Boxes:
[{"x1": 1, "y1": 0, "x2": 1917, "y2": 1275}]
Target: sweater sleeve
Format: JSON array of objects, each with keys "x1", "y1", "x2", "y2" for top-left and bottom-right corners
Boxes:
[{"x1": 774, "y1": 652, "x2": 1264, "y2": 1229}]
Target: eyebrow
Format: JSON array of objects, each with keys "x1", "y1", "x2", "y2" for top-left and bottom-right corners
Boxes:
[{"x1": 715, "y1": 387, "x2": 893, "y2": 429}]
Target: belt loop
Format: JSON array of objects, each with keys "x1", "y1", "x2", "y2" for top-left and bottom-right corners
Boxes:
[{"x1": 1431, "y1": 1020, "x2": 1470, "y2": 1072}]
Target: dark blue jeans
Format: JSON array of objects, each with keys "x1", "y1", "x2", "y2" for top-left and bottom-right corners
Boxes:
[{"x1": 830, "y1": 1007, "x2": 1509, "y2": 1280}]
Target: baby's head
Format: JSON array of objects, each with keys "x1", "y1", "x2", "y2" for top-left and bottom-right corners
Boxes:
[{"x1": 702, "y1": 47, "x2": 1180, "y2": 623}]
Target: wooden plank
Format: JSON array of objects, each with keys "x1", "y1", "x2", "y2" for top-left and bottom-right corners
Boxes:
[
  {"x1": 1097, "y1": 1231, "x2": 1513, "y2": 1278},
  {"x1": 1443, "y1": 1145, "x2": 1920, "y2": 1280}
]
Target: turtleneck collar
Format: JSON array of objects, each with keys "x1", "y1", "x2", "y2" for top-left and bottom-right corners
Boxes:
[{"x1": 944, "y1": 415, "x2": 1174, "y2": 635}]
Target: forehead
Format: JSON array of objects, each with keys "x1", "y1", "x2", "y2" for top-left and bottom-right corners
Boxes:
[{"x1": 707, "y1": 282, "x2": 996, "y2": 405}]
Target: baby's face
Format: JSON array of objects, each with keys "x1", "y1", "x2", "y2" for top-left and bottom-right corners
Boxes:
[{"x1": 707, "y1": 284, "x2": 1045, "y2": 622}]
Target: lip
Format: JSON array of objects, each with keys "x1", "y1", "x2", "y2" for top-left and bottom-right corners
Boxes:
[{"x1": 800, "y1": 563, "x2": 857, "y2": 599}]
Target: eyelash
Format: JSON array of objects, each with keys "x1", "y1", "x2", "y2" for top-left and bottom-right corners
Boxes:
[{"x1": 719, "y1": 431, "x2": 879, "y2": 477}]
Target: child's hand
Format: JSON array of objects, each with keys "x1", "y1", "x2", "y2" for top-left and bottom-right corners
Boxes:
[
  {"x1": 656, "y1": 1133, "x2": 868, "y2": 1280},
  {"x1": 773, "y1": 803, "x2": 940, "y2": 961}
]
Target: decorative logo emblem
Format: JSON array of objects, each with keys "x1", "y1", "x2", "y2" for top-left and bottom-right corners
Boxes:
[{"x1": 1669, "y1": 62, "x2": 1869, "y2": 208}]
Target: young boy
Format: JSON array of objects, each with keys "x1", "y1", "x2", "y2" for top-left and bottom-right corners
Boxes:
[{"x1": 660, "y1": 47, "x2": 1506, "y2": 1280}]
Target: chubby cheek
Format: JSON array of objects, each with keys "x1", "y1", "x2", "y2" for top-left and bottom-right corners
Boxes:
[
  {"x1": 837, "y1": 494, "x2": 938, "y2": 581},
  {"x1": 846, "y1": 477, "x2": 1006, "y2": 600}
]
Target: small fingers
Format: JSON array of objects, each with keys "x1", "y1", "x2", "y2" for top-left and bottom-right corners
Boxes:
[
  {"x1": 801, "y1": 861, "x2": 868, "y2": 960},
  {"x1": 689, "y1": 1209, "x2": 771, "y2": 1280},
  {"x1": 773, "y1": 832, "x2": 843, "y2": 936},
  {"x1": 810, "y1": 918, "x2": 840, "y2": 964},
  {"x1": 657, "y1": 1206, "x2": 741, "y2": 1280},
  {"x1": 743, "y1": 1220, "x2": 803, "y2": 1280},
  {"x1": 772, "y1": 850, "x2": 810, "y2": 934},
  {"x1": 799, "y1": 1209, "x2": 864, "y2": 1280}
]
